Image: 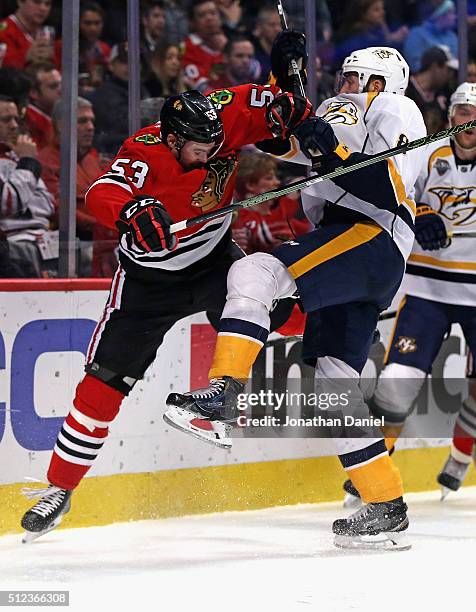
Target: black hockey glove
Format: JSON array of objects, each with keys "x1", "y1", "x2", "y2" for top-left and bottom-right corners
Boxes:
[
  {"x1": 115, "y1": 195, "x2": 178, "y2": 253},
  {"x1": 415, "y1": 204, "x2": 448, "y2": 251},
  {"x1": 266, "y1": 92, "x2": 312, "y2": 139},
  {"x1": 271, "y1": 30, "x2": 307, "y2": 92},
  {"x1": 293, "y1": 115, "x2": 351, "y2": 163}
]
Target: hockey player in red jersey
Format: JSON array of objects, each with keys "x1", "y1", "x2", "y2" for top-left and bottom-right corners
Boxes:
[{"x1": 19, "y1": 32, "x2": 312, "y2": 542}]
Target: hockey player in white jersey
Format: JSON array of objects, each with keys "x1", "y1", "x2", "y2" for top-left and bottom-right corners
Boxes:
[
  {"x1": 343, "y1": 82, "x2": 476, "y2": 504},
  {"x1": 165, "y1": 47, "x2": 427, "y2": 549}
]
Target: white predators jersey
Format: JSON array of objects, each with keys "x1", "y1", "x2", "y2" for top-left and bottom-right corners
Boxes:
[
  {"x1": 402, "y1": 137, "x2": 476, "y2": 306},
  {"x1": 286, "y1": 92, "x2": 427, "y2": 260}
]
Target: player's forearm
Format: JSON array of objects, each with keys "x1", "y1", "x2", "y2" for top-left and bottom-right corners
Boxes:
[{"x1": 85, "y1": 182, "x2": 132, "y2": 230}]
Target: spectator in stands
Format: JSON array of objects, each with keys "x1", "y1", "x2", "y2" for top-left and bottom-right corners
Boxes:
[
  {"x1": 143, "y1": 43, "x2": 186, "y2": 96},
  {"x1": 404, "y1": 0, "x2": 457, "y2": 72},
  {"x1": 468, "y1": 58, "x2": 476, "y2": 83},
  {"x1": 215, "y1": 0, "x2": 244, "y2": 38},
  {"x1": 87, "y1": 42, "x2": 132, "y2": 156},
  {"x1": 232, "y1": 152, "x2": 308, "y2": 336},
  {"x1": 140, "y1": 0, "x2": 166, "y2": 95},
  {"x1": 382, "y1": 0, "x2": 420, "y2": 29},
  {"x1": 334, "y1": 0, "x2": 409, "y2": 68},
  {"x1": 0, "y1": 66, "x2": 31, "y2": 111},
  {"x1": 314, "y1": 56, "x2": 335, "y2": 107},
  {"x1": 270, "y1": 0, "x2": 332, "y2": 42},
  {"x1": 141, "y1": 0, "x2": 166, "y2": 58},
  {"x1": 140, "y1": 97, "x2": 165, "y2": 127},
  {"x1": 92, "y1": 0, "x2": 126, "y2": 46},
  {"x1": 0, "y1": 229, "x2": 25, "y2": 278},
  {"x1": 162, "y1": 0, "x2": 188, "y2": 46},
  {"x1": 210, "y1": 34, "x2": 260, "y2": 88},
  {"x1": 76, "y1": 2, "x2": 111, "y2": 91},
  {"x1": 0, "y1": 95, "x2": 55, "y2": 277},
  {"x1": 0, "y1": 0, "x2": 54, "y2": 70},
  {"x1": 24, "y1": 62, "x2": 61, "y2": 149},
  {"x1": 182, "y1": 0, "x2": 226, "y2": 92},
  {"x1": 252, "y1": 6, "x2": 282, "y2": 83},
  {"x1": 406, "y1": 45, "x2": 456, "y2": 132},
  {"x1": 38, "y1": 97, "x2": 105, "y2": 276},
  {"x1": 232, "y1": 153, "x2": 310, "y2": 255}
]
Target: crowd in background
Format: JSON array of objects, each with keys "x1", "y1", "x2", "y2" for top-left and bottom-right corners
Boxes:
[{"x1": 0, "y1": 0, "x2": 473, "y2": 278}]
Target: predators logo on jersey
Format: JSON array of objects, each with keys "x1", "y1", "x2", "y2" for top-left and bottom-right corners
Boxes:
[
  {"x1": 395, "y1": 336, "x2": 417, "y2": 354},
  {"x1": 322, "y1": 101, "x2": 359, "y2": 126},
  {"x1": 191, "y1": 155, "x2": 237, "y2": 211},
  {"x1": 429, "y1": 186, "x2": 476, "y2": 226}
]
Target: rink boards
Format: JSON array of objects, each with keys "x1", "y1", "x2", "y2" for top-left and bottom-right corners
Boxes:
[{"x1": 0, "y1": 280, "x2": 475, "y2": 534}]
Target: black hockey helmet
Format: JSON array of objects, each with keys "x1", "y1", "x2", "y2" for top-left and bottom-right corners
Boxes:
[{"x1": 160, "y1": 90, "x2": 224, "y2": 157}]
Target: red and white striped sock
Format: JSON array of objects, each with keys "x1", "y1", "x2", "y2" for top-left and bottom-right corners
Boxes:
[
  {"x1": 47, "y1": 374, "x2": 124, "y2": 490},
  {"x1": 47, "y1": 410, "x2": 110, "y2": 490}
]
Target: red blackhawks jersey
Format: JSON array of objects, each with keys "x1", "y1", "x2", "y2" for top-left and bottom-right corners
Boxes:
[
  {"x1": 85, "y1": 83, "x2": 280, "y2": 271},
  {"x1": 24, "y1": 104, "x2": 53, "y2": 149},
  {"x1": 0, "y1": 15, "x2": 34, "y2": 69},
  {"x1": 181, "y1": 33, "x2": 225, "y2": 92}
]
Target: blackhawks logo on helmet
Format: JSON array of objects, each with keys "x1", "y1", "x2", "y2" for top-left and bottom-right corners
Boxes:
[{"x1": 191, "y1": 155, "x2": 237, "y2": 212}]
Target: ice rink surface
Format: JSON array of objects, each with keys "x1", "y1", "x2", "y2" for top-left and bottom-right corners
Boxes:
[{"x1": 0, "y1": 487, "x2": 475, "y2": 612}]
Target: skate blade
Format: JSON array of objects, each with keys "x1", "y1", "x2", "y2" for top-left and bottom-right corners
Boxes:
[
  {"x1": 334, "y1": 530, "x2": 411, "y2": 552},
  {"x1": 163, "y1": 408, "x2": 232, "y2": 449},
  {"x1": 22, "y1": 516, "x2": 65, "y2": 544},
  {"x1": 440, "y1": 486, "x2": 452, "y2": 501},
  {"x1": 343, "y1": 492, "x2": 363, "y2": 509}
]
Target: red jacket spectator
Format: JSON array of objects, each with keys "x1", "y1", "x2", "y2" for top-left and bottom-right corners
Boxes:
[
  {"x1": 54, "y1": 39, "x2": 111, "y2": 84},
  {"x1": 0, "y1": 15, "x2": 35, "y2": 69},
  {"x1": 24, "y1": 104, "x2": 52, "y2": 149},
  {"x1": 54, "y1": 2, "x2": 111, "y2": 89},
  {"x1": 0, "y1": 1, "x2": 54, "y2": 70},
  {"x1": 37, "y1": 98, "x2": 104, "y2": 240},
  {"x1": 38, "y1": 143, "x2": 103, "y2": 238},
  {"x1": 233, "y1": 198, "x2": 310, "y2": 254},
  {"x1": 182, "y1": 1, "x2": 226, "y2": 91},
  {"x1": 232, "y1": 152, "x2": 309, "y2": 336},
  {"x1": 182, "y1": 32, "x2": 225, "y2": 91},
  {"x1": 38, "y1": 96, "x2": 117, "y2": 276},
  {"x1": 232, "y1": 152, "x2": 310, "y2": 254},
  {"x1": 23, "y1": 62, "x2": 61, "y2": 149}
]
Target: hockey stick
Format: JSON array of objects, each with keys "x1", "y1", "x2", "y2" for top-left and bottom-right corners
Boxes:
[
  {"x1": 449, "y1": 230, "x2": 476, "y2": 238},
  {"x1": 169, "y1": 119, "x2": 476, "y2": 234},
  {"x1": 276, "y1": 0, "x2": 307, "y2": 98}
]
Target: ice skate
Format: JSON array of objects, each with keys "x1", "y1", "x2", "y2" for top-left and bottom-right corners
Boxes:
[
  {"x1": 343, "y1": 478, "x2": 362, "y2": 508},
  {"x1": 164, "y1": 377, "x2": 244, "y2": 449},
  {"x1": 437, "y1": 454, "x2": 471, "y2": 500},
  {"x1": 21, "y1": 484, "x2": 72, "y2": 543},
  {"x1": 333, "y1": 497, "x2": 410, "y2": 551}
]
